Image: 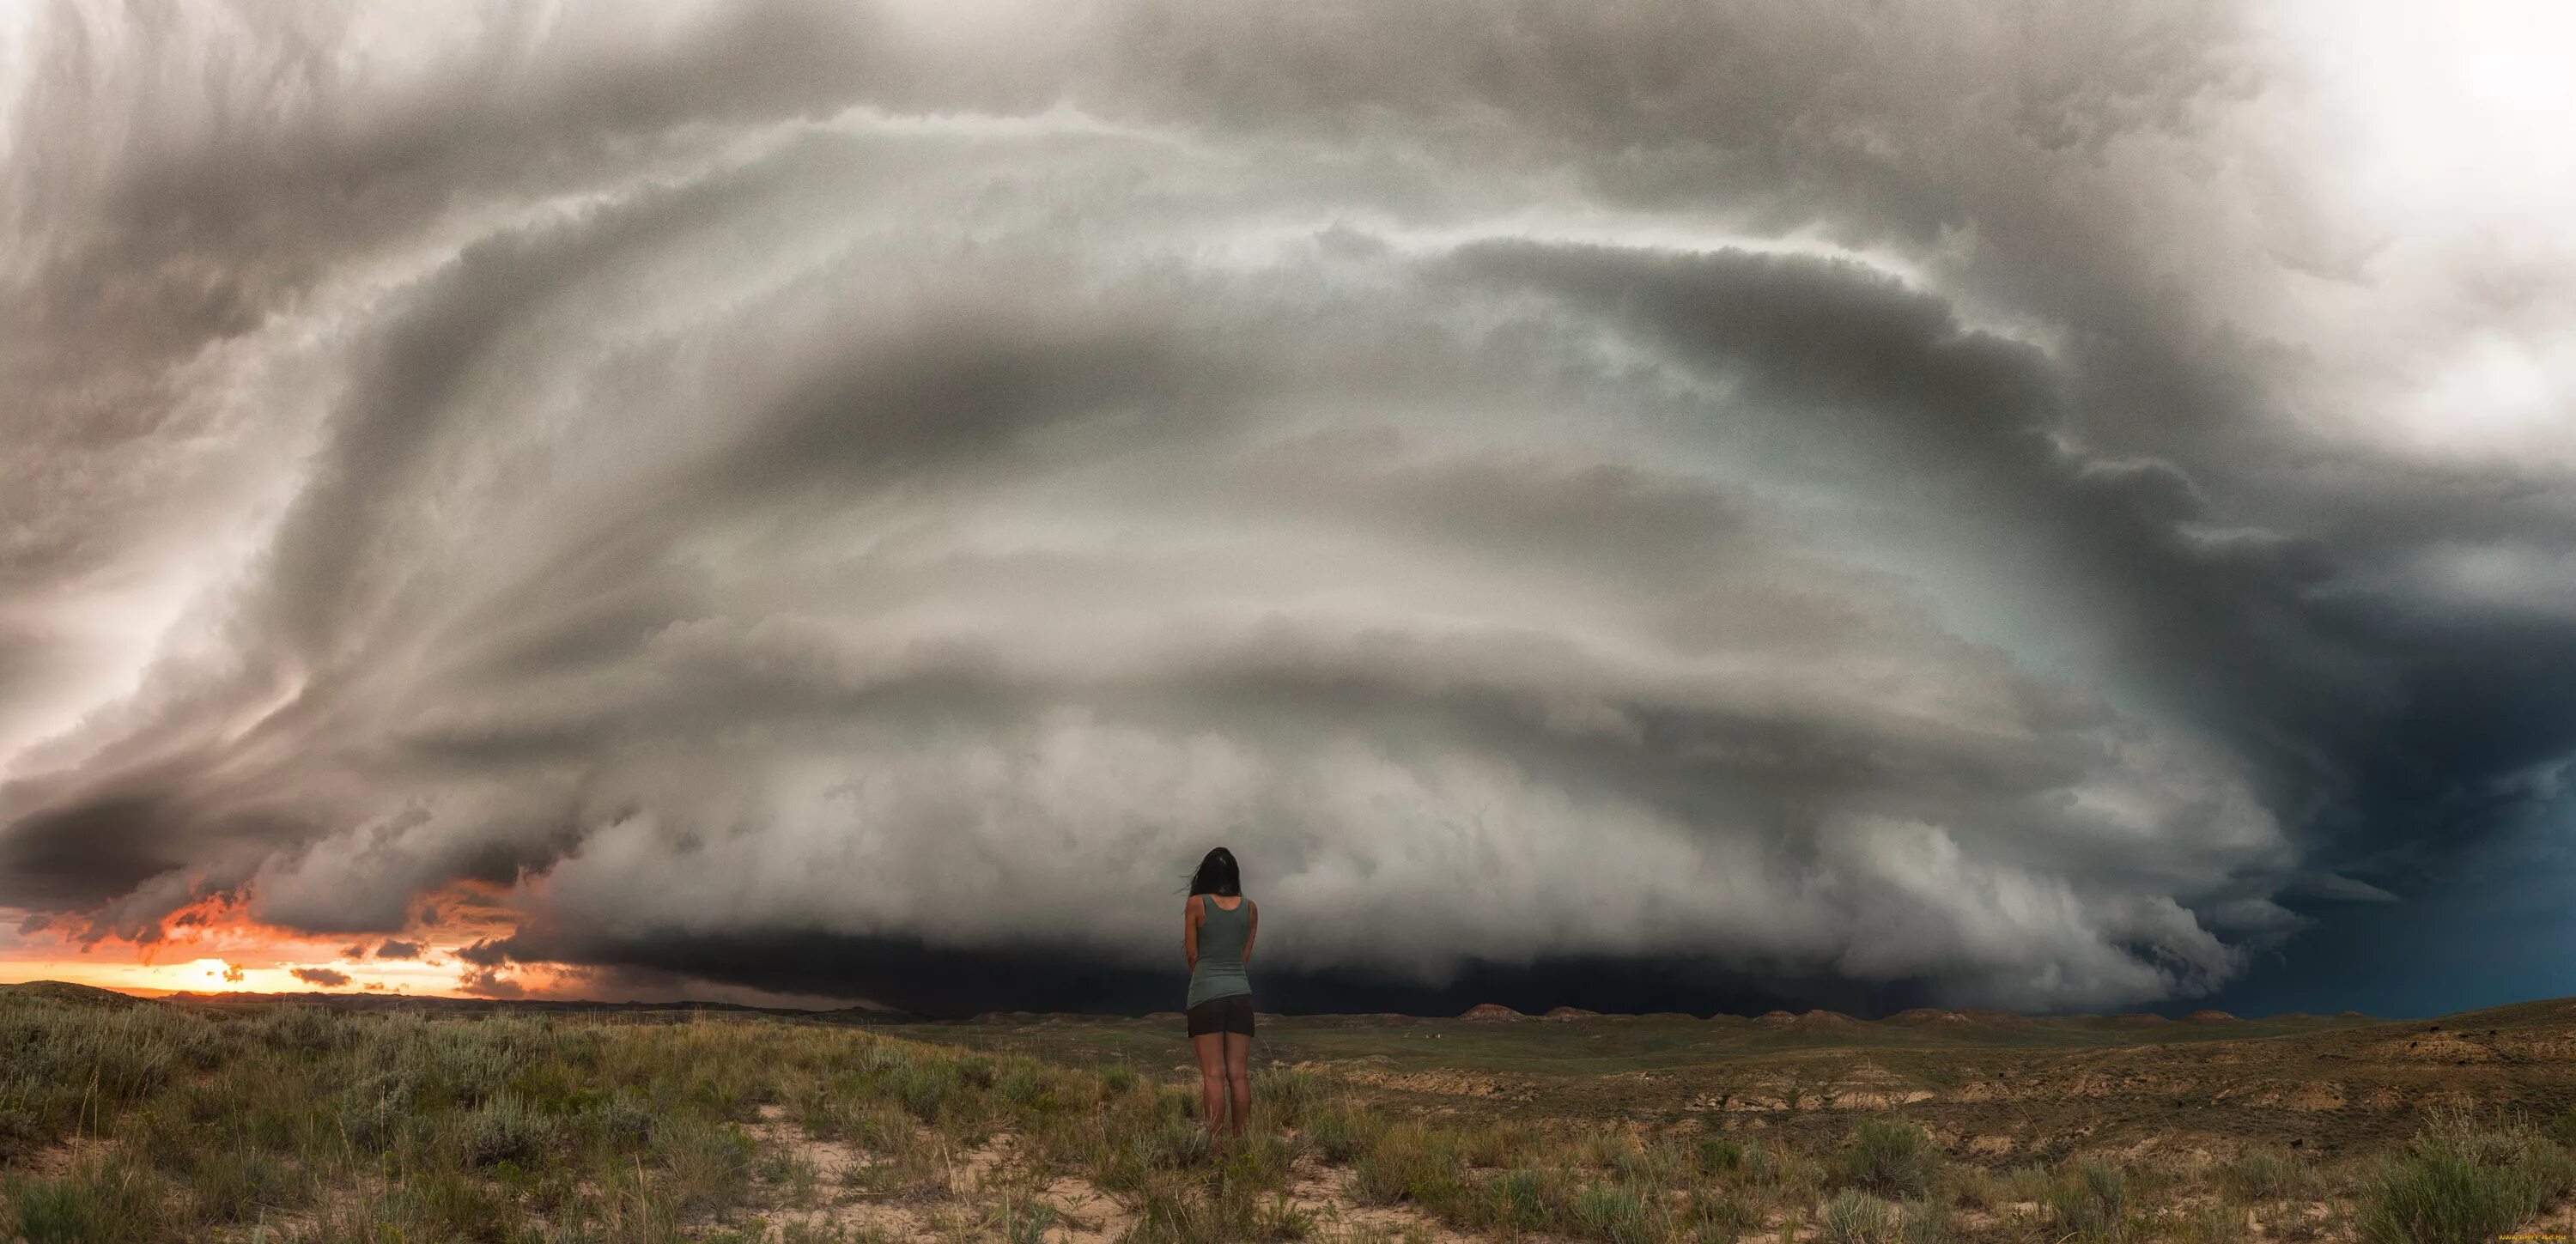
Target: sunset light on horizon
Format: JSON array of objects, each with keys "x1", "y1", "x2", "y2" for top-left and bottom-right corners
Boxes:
[
  {"x1": 11, "y1": 955, "x2": 448, "y2": 999},
  {"x1": 3, "y1": 877, "x2": 880, "y2": 1009},
  {"x1": 2, "y1": 878, "x2": 526, "y2": 999}
]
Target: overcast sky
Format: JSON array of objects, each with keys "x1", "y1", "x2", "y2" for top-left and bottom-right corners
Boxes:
[{"x1": 3, "y1": 0, "x2": 2573, "y2": 1016}]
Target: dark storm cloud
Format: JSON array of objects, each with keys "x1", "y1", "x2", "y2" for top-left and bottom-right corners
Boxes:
[
  {"x1": 3, "y1": 0, "x2": 2571, "y2": 1013},
  {"x1": 498, "y1": 926, "x2": 1936, "y2": 1021},
  {"x1": 456, "y1": 967, "x2": 525, "y2": 999},
  {"x1": 374, "y1": 939, "x2": 419, "y2": 960},
  {"x1": 1438, "y1": 242, "x2": 2369, "y2": 794},
  {"x1": 289, "y1": 967, "x2": 349, "y2": 988},
  {"x1": 0, "y1": 789, "x2": 191, "y2": 909}
]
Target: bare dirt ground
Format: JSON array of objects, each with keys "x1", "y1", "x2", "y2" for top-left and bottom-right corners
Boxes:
[{"x1": 725, "y1": 1103, "x2": 1473, "y2": 1243}]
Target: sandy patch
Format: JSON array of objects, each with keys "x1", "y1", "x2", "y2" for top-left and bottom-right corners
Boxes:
[{"x1": 1285, "y1": 1158, "x2": 1477, "y2": 1243}]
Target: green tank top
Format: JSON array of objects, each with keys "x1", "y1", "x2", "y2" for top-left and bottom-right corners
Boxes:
[{"x1": 1187, "y1": 895, "x2": 1253, "y2": 1010}]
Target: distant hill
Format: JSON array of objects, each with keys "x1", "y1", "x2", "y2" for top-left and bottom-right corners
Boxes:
[{"x1": 0, "y1": 980, "x2": 149, "y2": 1008}]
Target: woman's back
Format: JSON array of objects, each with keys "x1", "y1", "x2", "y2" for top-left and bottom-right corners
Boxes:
[{"x1": 1188, "y1": 895, "x2": 1253, "y2": 1009}]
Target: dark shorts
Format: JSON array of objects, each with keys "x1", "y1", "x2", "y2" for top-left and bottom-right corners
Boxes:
[{"x1": 1185, "y1": 993, "x2": 1255, "y2": 1036}]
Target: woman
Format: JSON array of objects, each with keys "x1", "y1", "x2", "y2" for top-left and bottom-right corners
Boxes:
[{"x1": 1182, "y1": 846, "x2": 1257, "y2": 1147}]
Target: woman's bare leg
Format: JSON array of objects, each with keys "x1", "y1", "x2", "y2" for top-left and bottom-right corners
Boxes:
[
  {"x1": 1223, "y1": 1031, "x2": 1253, "y2": 1139},
  {"x1": 1191, "y1": 1032, "x2": 1229, "y2": 1149}
]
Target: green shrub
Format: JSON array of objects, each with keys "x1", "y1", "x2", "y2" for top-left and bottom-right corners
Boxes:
[
  {"x1": 890, "y1": 1064, "x2": 950, "y2": 1122},
  {"x1": 2220, "y1": 1147, "x2": 2320, "y2": 1203},
  {"x1": 1571, "y1": 1180, "x2": 1662, "y2": 1244},
  {"x1": 652, "y1": 1114, "x2": 755, "y2": 1211},
  {"x1": 1696, "y1": 1134, "x2": 1746, "y2": 1173},
  {"x1": 1124, "y1": 1118, "x2": 1212, "y2": 1174},
  {"x1": 1489, "y1": 1167, "x2": 1558, "y2": 1232},
  {"x1": 1820, "y1": 1189, "x2": 1896, "y2": 1244},
  {"x1": 1305, "y1": 1106, "x2": 1370, "y2": 1164},
  {"x1": 1842, "y1": 1116, "x2": 1941, "y2": 1199},
  {"x1": 254, "y1": 1004, "x2": 346, "y2": 1054},
  {"x1": 0, "y1": 1103, "x2": 41, "y2": 1157},
  {"x1": 998, "y1": 1068, "x2": 1044, "y2": 1105},
  {"x1": 2359, "y1": 1113, "x2": 2576, "y2": 1244},
  {"x1": 1739, "y1": 1144, "x2": 1780, "y2": 1186},
  {"x1": 996, "y1": 1196, "x2": 1062, "y2": 1244},
  {"x1": 1573, "y1": 1130, "x2": 1634, "y2": 1169},
  {"x1": 2049, "y1": 1159, "x2": 2135, "y2": 1243},
  {"x1": 1994, "y1": 1163, "x2": 2056, "y2": 1205},
  {"x1": 1254, "y1": 1070, "x2": 1323, "y2": 1127},
  {"x1": 7, "y1": 1153, "x2": 170, "y2": 1244},
  {"x1": 1127, "y1": 1180, "x2": 1268, "y2": 1244},
  {"x1": 1613, "y1": 1139, "x2": 1682, "y2": 1186},
  {"x1": 1350, "y1": 1123, "x2": 1464, "y2": 1207},
  {"x1": 464, "y1": 1092, "x2": 564, "y2": 1168},
  {"x1": 585, "y1": 1088, "x2": 659, "y2": 1149},
  {"x1": 185, "y1": 1146, "x2": 295, "y2": 1223},
  {"x1": 2547, "y1": 1106, "x2": 2576, "y2": 1151},
  {"x1": 858, "y1": 1043, "x2": 915, "y2": 1078},
  {"x1": 382, "y1": 1019, "x2": 533, "y2": 1109},
  {"x1": 1685, "y1": 1187, "x2": 1758, "y2": 1243},
  {"x1": 403, "y1": 1163, "x2": 521, "y2": 1238},
  {"x1": 337, "y1": 1066, "x2": 427, "y2": 1152},
  {"x1": 1897, "y1": 1197, "x2": 1950, "y2": 1244},
  {"x1": 1257, "y1": 1192, "x2": 1319, "y2": 1241},
  {"x1": 1458, "y1": 1120, "x2": 1534, "y2": 1169},
  {"x1": 2184, "y1": 1200, "x2": 2250, "y2": 1244}
]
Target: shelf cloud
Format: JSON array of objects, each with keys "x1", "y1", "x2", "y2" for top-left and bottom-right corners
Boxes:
[{"x1": 4, "y1": 1, "x2": 2573, "y2": 1014}]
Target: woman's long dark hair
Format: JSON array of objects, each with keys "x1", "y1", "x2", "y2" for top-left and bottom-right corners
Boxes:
[{"x1": 1188, "y1": 847, "x2": 1242, "y2": 897}]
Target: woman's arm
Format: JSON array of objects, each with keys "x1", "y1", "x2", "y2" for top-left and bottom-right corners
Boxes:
[
  {"x1": 1242, "y1": 900, "x2": 1257, "y2": 965},
  {"x1": 1182, "y1": 895, "x2": 1201, "y2": 972}
]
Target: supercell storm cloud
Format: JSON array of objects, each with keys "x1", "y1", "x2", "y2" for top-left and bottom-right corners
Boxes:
[{"x1": 4, "y1": 2, "x2": 2574, "y2": 1013}]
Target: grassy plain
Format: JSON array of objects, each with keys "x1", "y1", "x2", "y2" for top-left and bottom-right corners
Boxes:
[{"x1": 5, "y1": 982, "x2": 2576, "y2": 1242}]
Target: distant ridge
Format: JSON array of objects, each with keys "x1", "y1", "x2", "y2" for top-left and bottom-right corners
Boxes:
[
  {"x1": 0, "y1": 980, "x2": 146, "y2": 1008},
  {"x1": 2, "y1": 980, "x2": 2412, "y2": 1029}
]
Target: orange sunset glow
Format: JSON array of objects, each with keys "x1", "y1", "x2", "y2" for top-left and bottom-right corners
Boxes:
[{"x1": 0, "y1": 880, "x2": 544, "y2": 999}]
